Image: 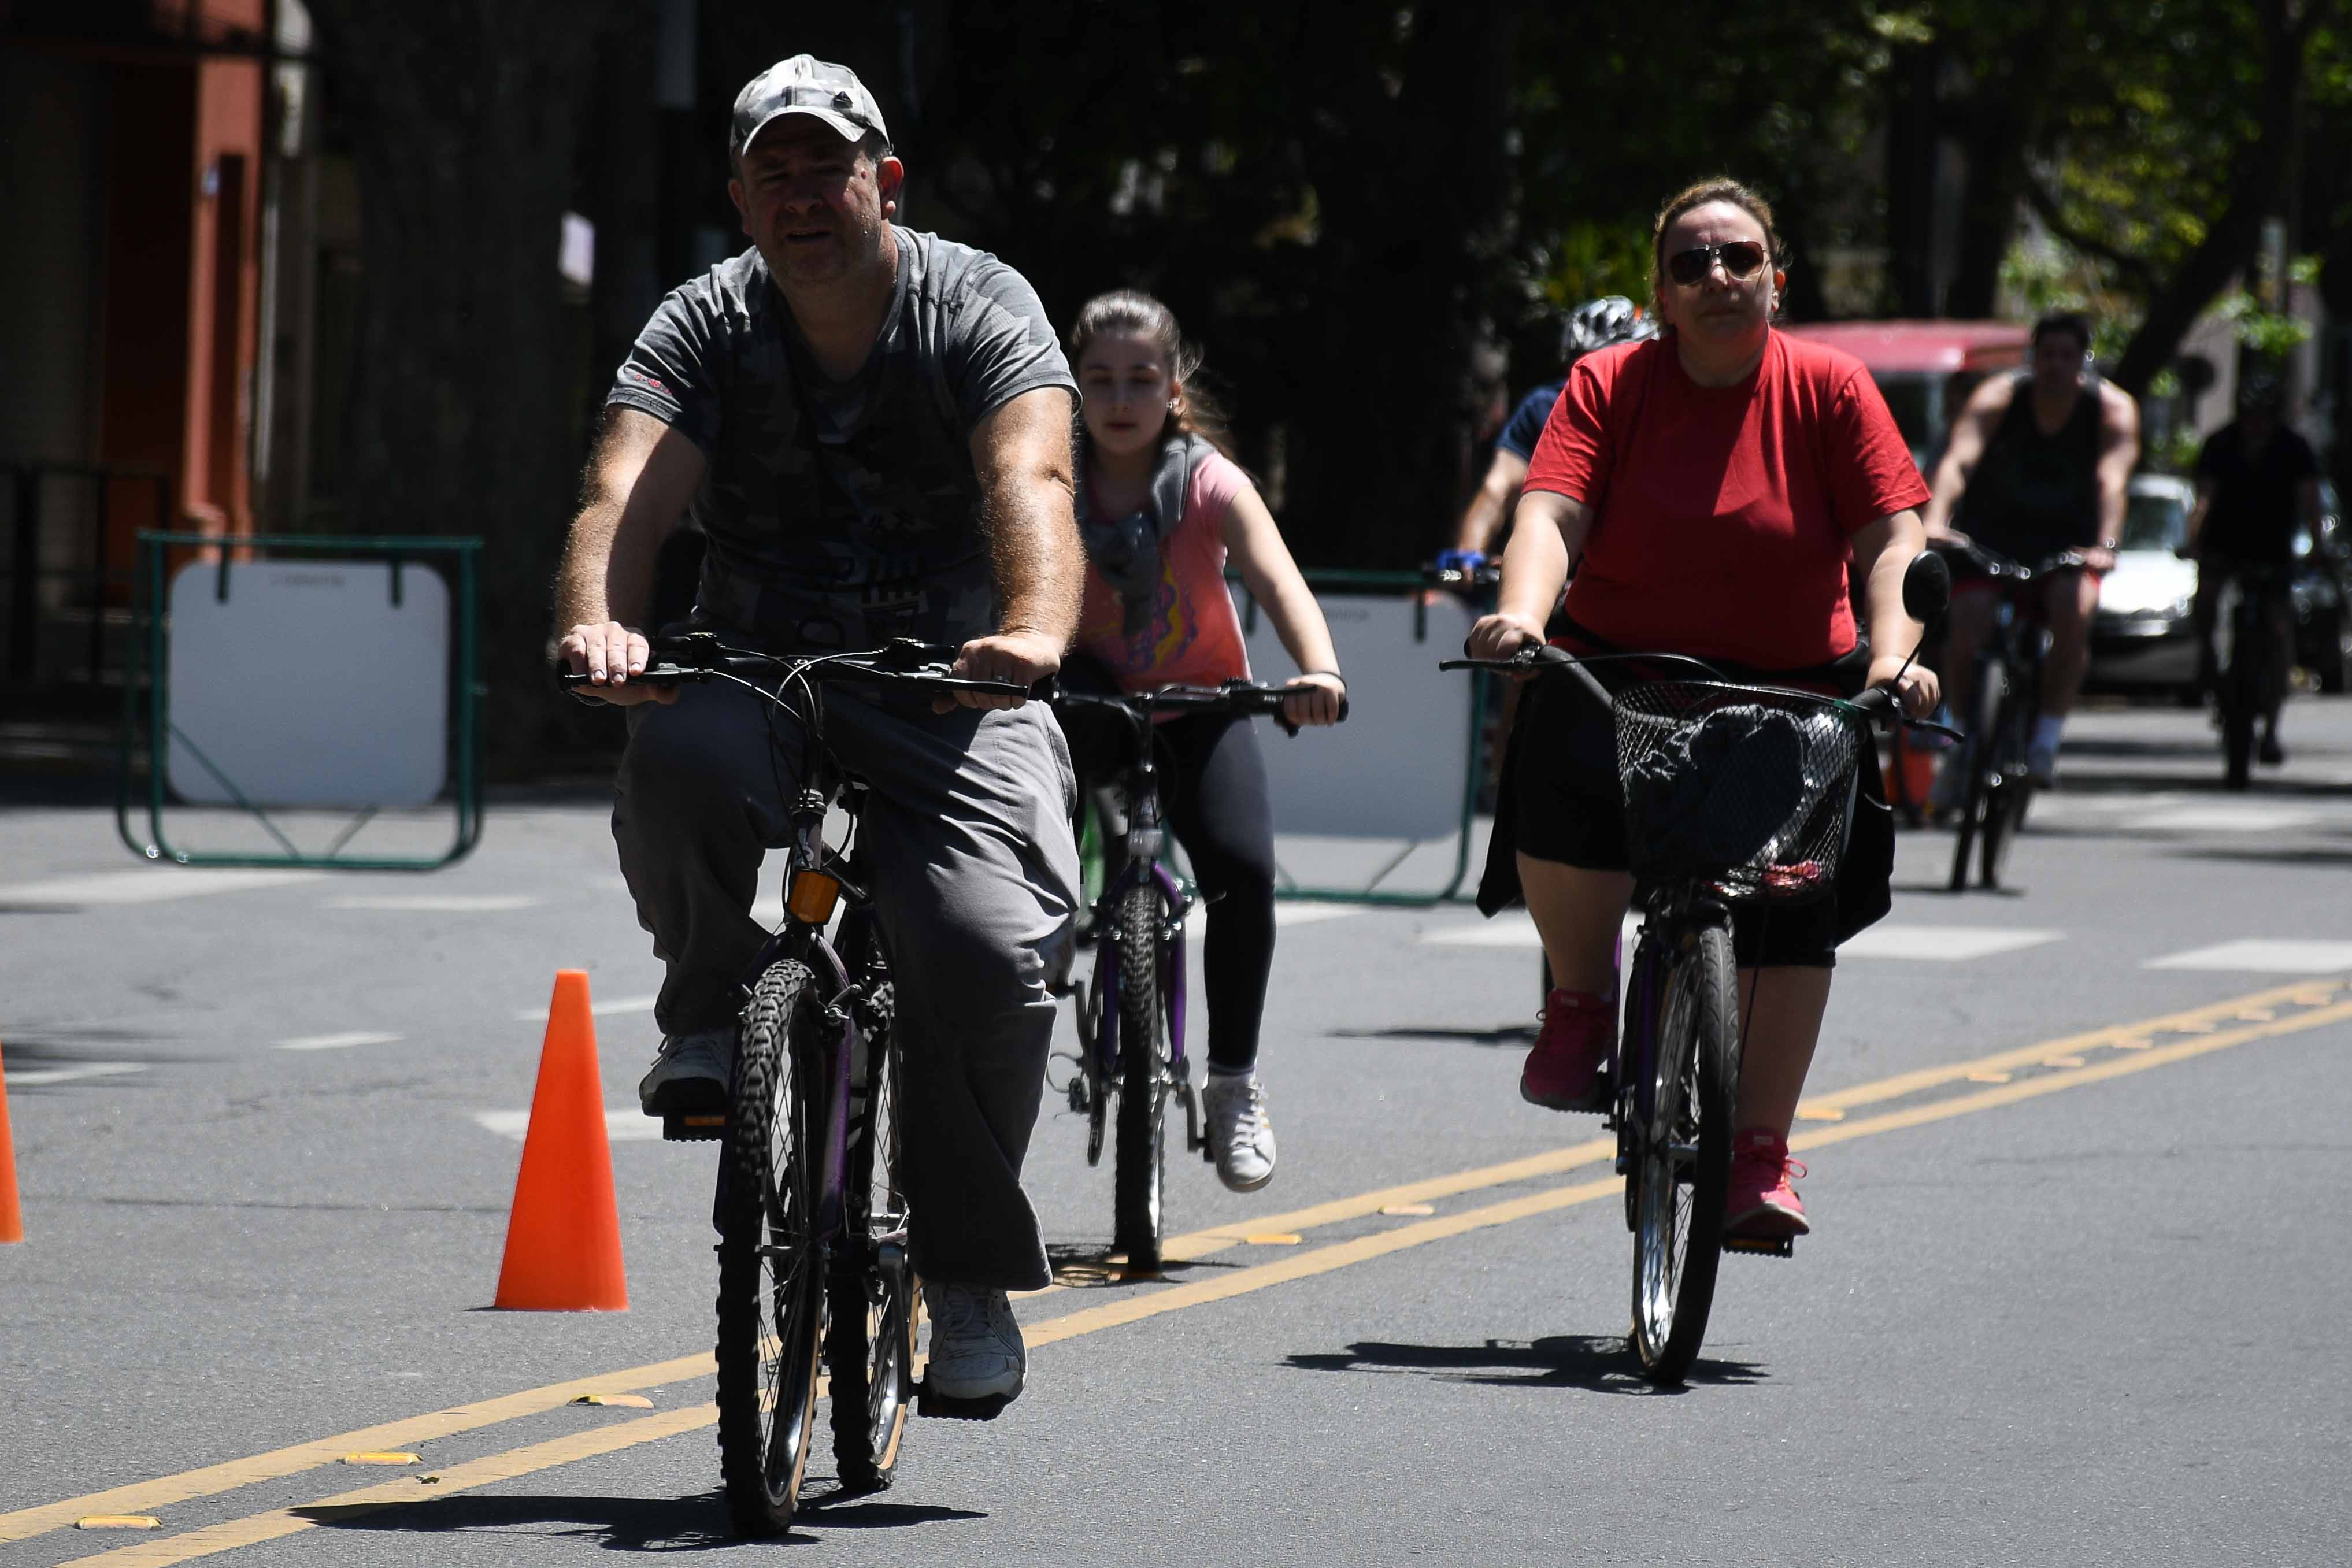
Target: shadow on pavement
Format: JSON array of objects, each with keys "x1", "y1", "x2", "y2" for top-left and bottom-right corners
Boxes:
[
  {"x1": 2166, "y1": 843, "x2": 2352, "y2": 867},
  {"x1": 295, "y1": 1491, "x2": 739, "y2": 1552},
  {"x1": 1328, "y1": 1024, "x2": 1539, "y2": 1049},
  {"x1": 1043, "y1": 1241, "x2": 1244, "y2": 1289},
  {"x1": 294, "y1": 1485, "x2": 983, "y2": 1550},
  {"x1": 1282, "y1": 1336, "x2": 1763, "y2": 1394}
]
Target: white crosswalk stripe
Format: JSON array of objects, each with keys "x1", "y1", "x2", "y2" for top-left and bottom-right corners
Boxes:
[
  {"x1": 1423, "y1": 918, "x2": 2067, "y2": 963},
  {"x1": 5, "y1": 1062, "x2": 147, "y2": 1087},
  {"x1": 2143, "y1": 939, "x2": 2352, "y2": 973},
  {"x1": 472, "y1": 1109, "x2": 663, "y2": 1143}
]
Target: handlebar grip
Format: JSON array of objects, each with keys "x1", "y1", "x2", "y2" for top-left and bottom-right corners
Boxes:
[{"x1": 557, "y1": 663, "x2": 697, "y2": 691}]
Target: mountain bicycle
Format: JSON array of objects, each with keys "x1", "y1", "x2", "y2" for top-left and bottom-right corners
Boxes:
[
  {"x1": 1444, "y1": 553, "x2": 1951, "y2": 1383},
  {"x1": 1936, "y1": 541, "x2": 2087, "y2": 892},
  {"x1": 1050, "y1": 680, "x2": 1345, "y2": 1273},
  {"x1": 562, "y1": 633, "x2": 1042, "y2": 1536}
]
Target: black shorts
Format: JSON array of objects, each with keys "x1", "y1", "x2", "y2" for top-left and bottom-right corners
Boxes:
[{"x1": 1505, "y1": 674, "x2": 1894, "y2": 969}]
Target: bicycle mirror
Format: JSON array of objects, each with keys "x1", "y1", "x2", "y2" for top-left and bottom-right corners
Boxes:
[{"x1": 1902, "y1": 550, "x2": 1951, "y2": 624}]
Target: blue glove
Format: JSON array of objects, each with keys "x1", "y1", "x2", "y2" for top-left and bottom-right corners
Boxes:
[{"x1": 1436, "y1": 548, "x2": 1488, "y2": 573}]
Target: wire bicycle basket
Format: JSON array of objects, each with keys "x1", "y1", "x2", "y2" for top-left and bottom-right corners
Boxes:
[{"x1": 1612, "y1": 681, "x2": 1867, "y2": 904}]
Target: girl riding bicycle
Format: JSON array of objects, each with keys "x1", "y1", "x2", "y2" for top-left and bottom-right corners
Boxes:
[
  {"x1": 1464, "y1": 178, "x2": 1940, "y2": 1241},
  {"x1": 1059, "y1": 289, "x2": 1344, "y2": 1193}
]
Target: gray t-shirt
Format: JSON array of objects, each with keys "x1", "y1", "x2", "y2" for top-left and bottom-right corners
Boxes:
[{"x1": 606, "y1": 229, "x2": 1073, "y2": 650}]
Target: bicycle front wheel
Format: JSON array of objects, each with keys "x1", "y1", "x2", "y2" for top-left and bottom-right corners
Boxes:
[
  {"x1": 1950, "y1": 657, "x2": 2005, "y2": 892},
  {"x1": 715, "y1": 961, "x2": 825, "y2": 1537},
  {"x1": 1629, "y1": 920, "x2": 1737, "y2": 1384},
  {"x1": 828, "y1": 981, "x2": 917, "y2": 1493},
  {"x1": 1112, "y1": 884, "x2": 1171, "y2": 1273},
  {"x1": 1979, "y1": 684, "x2": 2032, "y2": 890}
]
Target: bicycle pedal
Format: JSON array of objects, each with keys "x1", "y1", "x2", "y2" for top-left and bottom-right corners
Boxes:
[
  {"x1": 1721, "y1": 1234, "x2": 1794, "y2": 1259},
  {"x1": 914, "y1": 1382, "x2": 1015, "y2": 1421},
  {"x1": 661, "y1": 1113, "x2": 726, "y2": 1142}
]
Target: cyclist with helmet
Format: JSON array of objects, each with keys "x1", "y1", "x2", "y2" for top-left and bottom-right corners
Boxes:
[
  {"x1": 2181, "y1": 373, "x2": 2324, "y2": 764},
  {"x1": 1437, "y1": 296, "x2": 1658, "y2": 577}
]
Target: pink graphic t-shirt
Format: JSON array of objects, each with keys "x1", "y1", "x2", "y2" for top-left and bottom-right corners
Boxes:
[{"x1": 1076, "y1": 448, "x2": 1255, "y2": 694}]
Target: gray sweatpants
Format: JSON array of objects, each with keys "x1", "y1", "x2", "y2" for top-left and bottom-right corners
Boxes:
[{"x1": 612, "y1": 682, "x2": 1079, "y2": 1292}]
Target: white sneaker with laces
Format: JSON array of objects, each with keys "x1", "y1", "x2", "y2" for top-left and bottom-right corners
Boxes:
[
  {"x1": 921, "y1": 1281, "x2": 1026, "y2": 1403},
  {"x1": 1202, "y1": 1070, "x2": 1277, "y2": 1192},
  {"x1": 636, "y1": 1026, "x2": 735, "y2": 1116}
]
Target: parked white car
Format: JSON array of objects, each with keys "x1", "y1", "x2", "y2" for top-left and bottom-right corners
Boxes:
[{"x1": 2087, "y1": 475, "x2": 2201, "y2": 699}]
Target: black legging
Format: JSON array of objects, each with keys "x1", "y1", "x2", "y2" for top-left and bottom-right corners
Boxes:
[{"x1": 1057, "y1": 703, "x2": 1278, "y2": 1074}]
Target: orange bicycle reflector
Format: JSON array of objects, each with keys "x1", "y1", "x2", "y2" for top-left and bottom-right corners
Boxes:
[{"x1": 786, "y1": 869, "x2": 842, "y2": 925}]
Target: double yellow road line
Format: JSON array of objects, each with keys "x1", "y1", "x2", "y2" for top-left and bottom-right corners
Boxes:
[{"x1": 11, "y1": 976, "x2": 2347, "y2": 1566}]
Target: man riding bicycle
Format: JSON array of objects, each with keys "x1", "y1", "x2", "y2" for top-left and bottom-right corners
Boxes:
[
  {"x1": 553, "y1": 55, "x2": 1081, "y2": 1410},
  {"x1": 2182, "y1": 373, "x2": 2324, "y2": 765},
  {"x1": 1921, "y1": 311, "x2": 2139, "y2": 792}
]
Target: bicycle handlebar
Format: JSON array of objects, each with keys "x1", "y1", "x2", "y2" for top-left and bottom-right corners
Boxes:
[
  {"x1": 1054, "y1": 680, "x2": 1350, "y2": 738},
  {"x1": 555, "y1": 633, "x2": 1049, "y2": 700},
  {"x1": 1442, "y1": 643, "x2": 1961, "y2": 740},
  {"x1": 1929, "y1": 536, "x2": 2092, "y2": 582},
  {"x1": 1422, "y1": 561, "x2": 1503, "y2": 590}
]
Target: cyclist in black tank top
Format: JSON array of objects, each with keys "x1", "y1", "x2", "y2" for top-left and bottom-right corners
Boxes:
[{"x1": 1921, "y1": 312, "x2": 2140, "y2": 789}]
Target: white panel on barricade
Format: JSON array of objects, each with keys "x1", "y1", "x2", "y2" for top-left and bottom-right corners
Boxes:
[
  {"x1": 166, "y1": 559, "x2": 450, "y2": 809},
  {"x1": 1235, "y1": 588, "x2": 1475, "y2": 840}
]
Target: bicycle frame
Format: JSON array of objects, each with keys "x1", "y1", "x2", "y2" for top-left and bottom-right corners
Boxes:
[
  {"x1": 1083, "y1": 706, "x2": 1196, "y2": 1094},
  {"x1": 720, "y1": 765, "x2": 886, "y2": 1258}
]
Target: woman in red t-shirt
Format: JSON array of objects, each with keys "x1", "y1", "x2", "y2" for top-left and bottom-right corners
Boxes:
[{"x1": 1465, "y1": 178, "x2": 1942, "y2": 1241}]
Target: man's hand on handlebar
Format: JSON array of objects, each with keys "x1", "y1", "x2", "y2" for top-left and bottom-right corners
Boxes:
[
  {"x1": 1465, "y1": 611, "x2": 1548, "y2": 672},
  {"x1": 558, "y1": 621, "x2": 679, "y2": 706},
  {"x1": 1865, "y1": 652, "x2": 1940, "y2": 720},
  {"x1": 943, "y1": 628, "x2": 1061, "y2": 713},
  {"x1": 1280, "y1": 672, "x2": 1346, "y2": 728}
]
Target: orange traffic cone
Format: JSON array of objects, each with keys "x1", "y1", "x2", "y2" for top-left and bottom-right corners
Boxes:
[
  {"x1": 493, "y1": 972, "x2": 627, "y2": 1310},
  {"x1": 0, "y1": 1039, "x2": 21, "y2": 1244}
]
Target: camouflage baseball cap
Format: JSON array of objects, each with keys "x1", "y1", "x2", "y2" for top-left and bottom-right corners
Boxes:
[{"x1": 731, "y1": 55, "x2": 889, "y2": 158}]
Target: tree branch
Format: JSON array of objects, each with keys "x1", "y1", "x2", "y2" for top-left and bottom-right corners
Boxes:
[{"x1": 2020, "y1": 172, "x2": 2161, "y2": 294}]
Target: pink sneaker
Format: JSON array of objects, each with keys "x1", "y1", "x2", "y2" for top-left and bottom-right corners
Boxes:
[
  {"x1": 1520, "y1": 989, "x2": 1614, "y2": 1113},
  {"x1": 1725, "y1": 1129, "x2": 1809, "y2": 1238}
]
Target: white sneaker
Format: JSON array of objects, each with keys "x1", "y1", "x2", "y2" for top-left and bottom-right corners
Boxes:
[
  {"x1": 2026, "y1": 737, "x2": 2060, "y2": 788},
  {"x1": 636, "y1": 1026, "x2": 735, "y2": 1116},
  {"x1": 1202, "y1": 1070, "x2": 1277, "y2": 1192},
  {"x1": 921, "y1": 1281, "x2": 1025, "y2": 1403}
]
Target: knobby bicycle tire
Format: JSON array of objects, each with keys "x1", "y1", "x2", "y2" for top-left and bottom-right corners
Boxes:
[
  {"x1": 1629, "y1": 920, "x2": 1737, "y2": 1384},
  {"x1": 1113, "y1": 884, "x2": 1170, "y2": 1272},
  {"x1": 716, "y1": 961, "x2": 825, "y2": 1537},
  {"x1": 827, "y1": 980, "x2": 917, "y2": 1493}
]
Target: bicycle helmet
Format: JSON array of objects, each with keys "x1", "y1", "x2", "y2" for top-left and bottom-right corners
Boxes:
[{"x1": 1560, "y1": 295, "x2": 1658, "y2": 364}]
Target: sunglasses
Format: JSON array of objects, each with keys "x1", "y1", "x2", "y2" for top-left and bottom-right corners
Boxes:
[{"x1": 1665, "y1": 241, "x2": 1770, "y2": 287}]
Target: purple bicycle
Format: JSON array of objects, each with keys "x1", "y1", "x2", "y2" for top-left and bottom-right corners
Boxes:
[{"x1": 1051, "y1": 681, "x2": 1344, "y2": 1272}]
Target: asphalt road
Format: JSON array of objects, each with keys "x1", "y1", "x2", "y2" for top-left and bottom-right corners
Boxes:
[{"x1": 5, "y1": 698, "x2": 2351, "y2": 1567}]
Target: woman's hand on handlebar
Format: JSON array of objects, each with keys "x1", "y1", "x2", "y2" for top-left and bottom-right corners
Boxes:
[
  {"x1": 943, "y1": 628, "x2": 1061, "y2": 713},
  {"x1": 558, "y1": 621, "x2": 678, "y2": 706},
  {"x1": 1865, "y1": 652, "x2": 1939, "y2": 720},
  {"x1": 1465, "y1": 611, "x2": 1547, "y2": 669},
  {"x1": 1280, "y1": 671, "x2": 1346, "y2": 729}
]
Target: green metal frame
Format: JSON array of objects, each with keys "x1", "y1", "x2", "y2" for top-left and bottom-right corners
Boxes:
[
  {"x1": 1232, "y1": 566, "x2": 1491, "y2": 907},
  {"x1": 116, "y1": 532, "x2": 485, "y2": 870}
]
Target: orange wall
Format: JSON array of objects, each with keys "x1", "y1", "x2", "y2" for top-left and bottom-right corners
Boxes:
[
  {"x1": 184, "y1": 46, "x2": 264, "y2": 536},
  {"x1": 88, "y1": 0, "x2": 269, "y2": 579}
]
